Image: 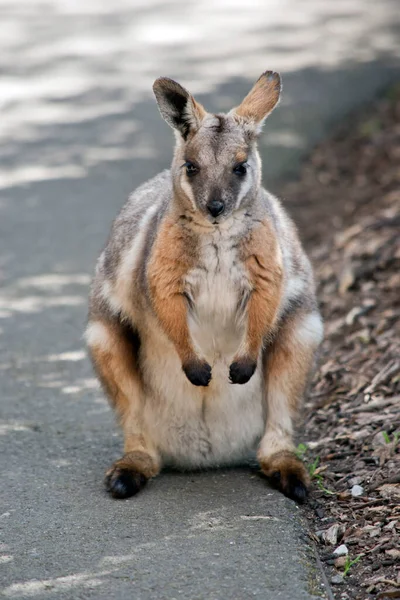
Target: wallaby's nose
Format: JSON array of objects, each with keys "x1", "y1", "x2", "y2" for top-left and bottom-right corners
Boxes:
[{"x1": 207, "y1": 199, "x2": 225, "y2": 218}]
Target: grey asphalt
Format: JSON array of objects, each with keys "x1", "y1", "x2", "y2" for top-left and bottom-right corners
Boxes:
[{"x1": 1, "y1": 1, "x2": 400, "y2": 599}]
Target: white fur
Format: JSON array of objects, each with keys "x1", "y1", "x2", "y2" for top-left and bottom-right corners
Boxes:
[
  {"x1": 258, "y1": 427, "x2": 294, "y2": 458},
  {"x1": 100, "y1": 279, "x2": 123, "y2": 316},
  {"x1": 235, "y1": 167, "x2": 253, "y2": 210},
  {"x1": 118, "y1": 203, "x2": 159, "y2": 287},
  {"x1": 234, "y1": 155, "x2": 261, "y2": 210},
  {"x1": 295, "y1": 312, "x2": 324, "y2": 348},
  {"x1": 140, "y1": 317, "x2": 265, "y2": 468},
  {"x1": 283, "y1": 274, "x2": 305, "y2": 305},
  {"x1": 85, "y1": 321, "x2": 111, "y2": 349}
]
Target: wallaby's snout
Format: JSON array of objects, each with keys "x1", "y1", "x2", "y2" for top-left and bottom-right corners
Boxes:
[
  {"x1": 153, "y1": 71, "x2": 282, "y2": 224},
  {"x1": 207, "y1": 198, "x2": 225, "y2": 218}
]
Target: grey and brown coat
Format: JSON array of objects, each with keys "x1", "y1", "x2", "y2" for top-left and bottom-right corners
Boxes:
[{"x1": 86, "y1": 71, "x2": 323, "y2": 502}]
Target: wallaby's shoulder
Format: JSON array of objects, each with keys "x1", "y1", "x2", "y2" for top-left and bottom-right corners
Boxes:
[
  {"x1": 99, "y1": 170, "x2": 172, "y2": 271},
  {"x1": 88, "y1": 170, "x2": 173, "y2": 316},
  {"x1": 258, "y1": 187, "x2": 293, "y2": 235},
  {"x1": 260, "y1": 187, "x2": 307, "y2": 260},
  {"x1": 117, "y1": 169, "x2": 172, "y2": 228}
]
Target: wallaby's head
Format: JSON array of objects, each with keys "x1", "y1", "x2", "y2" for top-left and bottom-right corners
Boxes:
[{"x1": 153, "y1": 71, "x2": 281, "y2": 224}]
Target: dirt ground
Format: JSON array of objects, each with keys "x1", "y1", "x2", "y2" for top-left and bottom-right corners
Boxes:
[{"x1": 281, "y1": 86, "x2": 400, "y2": 599}]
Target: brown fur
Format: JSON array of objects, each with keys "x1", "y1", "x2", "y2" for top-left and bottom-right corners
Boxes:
[
  {"x1": 147, "y1": 215, "x2": 199, "y2": 365},
  {"x1": 266, "y1": 311, "x2": 316, "y2": 417},
  {"x1": 88, "y1": 320, "x2": 160, "y2": 480},
  {"x1": 108, "y1": 450, "x2": 159, "y2": 479},
  {"x1": 259, "y1": 450, "x2": 310, "y2": 493},
  {"x1": 190, "y1": 99, "x2": 207, "y2": 134},
  {"x1": 237, "y1": 220, "x2": 283, "y2": 361},
  {"x1": 235, "y1": 71, "x2": 281, "y2": 124},
  {"x1": 235, "y1": 150, "x2": 248, "y2": 163},
  {"x1": 257, "y1": 310, "x2": 319, "y2": 499}
]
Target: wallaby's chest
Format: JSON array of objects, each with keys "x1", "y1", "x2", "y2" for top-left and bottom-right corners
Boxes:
[{"x1": 185, "y1": 230, "x2": 251, "y2": 360}]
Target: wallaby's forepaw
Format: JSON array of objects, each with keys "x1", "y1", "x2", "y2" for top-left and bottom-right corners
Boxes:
[
  {"x1": 105, "y1": 465, "x2": 147, "y2": 499},
  {"x1": 183, "y1": 358, "x2": 212, "y2": 386},
  {"x1": 229, "y1": 357, "x2": 257, "y2": 384},
  {"x1": 259, "y1": 451, "x2": 310, "y2": 503}
]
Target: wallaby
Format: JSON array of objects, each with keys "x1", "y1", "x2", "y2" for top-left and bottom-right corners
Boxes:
[{"x1": 86, "y1": 71, "x2": 323, "y2": 503}]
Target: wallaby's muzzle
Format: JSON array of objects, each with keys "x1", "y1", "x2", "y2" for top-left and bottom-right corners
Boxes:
[{"x1": 207, "y1": 199, "x2": 225, "y2": 218}]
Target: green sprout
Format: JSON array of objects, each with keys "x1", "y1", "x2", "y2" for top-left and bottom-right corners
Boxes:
[
  {"x1": 308, "y1": 455, "x2": 336, "y2": 496},
  {"x1": 308, "y1": 456, "x2": 320, "y2": 478},
  {"x1": 382, "y1": 431, "x2": 400, "y2": 445},
  {"x1": 316, "y1": 479, "x2": 336, "y2": 496},
  {"x1": 295, "y1": 443, "x2": 308, "y2": 460},
  {"x1": 343, "y1": 554, "x2": 362, "y2": 577},
  {"x1": 295, "y1": 444, "x2": 336, "y2": 495}
]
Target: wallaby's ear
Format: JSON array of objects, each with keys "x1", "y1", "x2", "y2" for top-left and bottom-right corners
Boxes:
[
  {"x1": 153, "y1": 77, "x2": 206, "y2": 140},
  {"x1": 233, "y1": 71, "x2": 281, "y2": 131}
]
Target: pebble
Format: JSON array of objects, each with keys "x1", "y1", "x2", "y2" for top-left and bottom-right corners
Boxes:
[
  {"x1": 385, "y1": 548, "x2": 400, "y2": 559},
  {"x1": 331, "y1": 575, "x2": 344, "y2": 585},
  {"x1": 348, "y1": 476, "x2": 362, "y2": 486},
  {"x1": 351, "y1": 484, "x2": 364, "y2": 497},
  {"x1": 333, "y1": 544, "x2": 349, "y2": 557},
  {"x1": 334, "y1": 556, "x2": 347, "y2": 568},
  {"x1": 324, "y1": 523, "x2": 340, "y2": 545},
  {"x1": 372, "y1": 431, "x2": 387, "y2": 447}
]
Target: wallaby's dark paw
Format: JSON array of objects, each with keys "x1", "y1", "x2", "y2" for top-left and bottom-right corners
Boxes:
[
  {"x1": 105, "y1": 466, "x2": 147, "y2": 499},
  {"x1": 260, "y1": 451, "x2": 309, "y2": 504},
  {"x1": 229, "y1": 358, "x2": 257, "y2": 384},
  {"x1": 183, "y1": 359, "x2": 212, "y2": 387}
]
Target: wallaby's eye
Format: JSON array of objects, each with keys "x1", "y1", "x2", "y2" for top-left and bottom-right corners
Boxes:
[
  {"x1": 233, "y1": 163, "x2": 247, "y2": 176},
  {"x1": 184, "y1": 161, "x2": 199, "y2": 177}
]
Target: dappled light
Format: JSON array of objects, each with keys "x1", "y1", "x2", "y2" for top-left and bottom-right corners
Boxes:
[
  {"x1": 1, "y1": 0, "x2": 400, "y2": 189},
  {"x1": 0, "y1": 273, "x2": 89, "y2": 317}
]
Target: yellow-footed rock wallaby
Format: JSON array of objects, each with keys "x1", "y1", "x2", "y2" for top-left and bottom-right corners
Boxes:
[{"x1": 86, "y1": 71, "x2": 323, "y2": 502}]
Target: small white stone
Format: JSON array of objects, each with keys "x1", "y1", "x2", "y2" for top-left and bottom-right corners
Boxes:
[
  {"x1": 333, "y1": 544, "x2": 349, "y2": 557},
  {"x1": 351, "y1": 484, "x2": 364, "y2": 497}
]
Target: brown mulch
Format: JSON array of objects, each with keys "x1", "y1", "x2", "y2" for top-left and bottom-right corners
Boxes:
[{"x1": 281, "y1": 85, "x2": 400, "y2": 600}]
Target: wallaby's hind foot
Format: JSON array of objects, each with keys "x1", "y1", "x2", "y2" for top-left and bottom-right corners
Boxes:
[
  {"x1": 259, "y1": 451, "x2": 310, "y2": 503},
  {"x1": 105, "y1": 451, "x2": 159, "y2": 500},
  {"x1": 105, "y1": 466, "x2": 147, "y2": 499}
]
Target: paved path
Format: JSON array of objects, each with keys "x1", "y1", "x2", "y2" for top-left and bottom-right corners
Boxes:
[{"x1": 1, "y1": 1, "x2": 399, "y2": 599}]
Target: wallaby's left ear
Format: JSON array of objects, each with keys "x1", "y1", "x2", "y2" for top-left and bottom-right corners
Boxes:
[
  {"x1": 232, "y1": 71, "x2": 281, "y2": 131},
  {"x1": 153, "y1": 77, "x2": 206, "y2": 140}
]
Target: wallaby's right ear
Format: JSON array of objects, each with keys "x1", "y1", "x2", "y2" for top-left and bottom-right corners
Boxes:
[{"x1": 153, "y1": 77, "x2": 206, "y2": 140}]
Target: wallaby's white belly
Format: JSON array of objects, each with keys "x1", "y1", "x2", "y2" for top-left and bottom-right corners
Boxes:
[
  {"x1": 140, "y1": 230, "x2": 265, "y2": 468},
  {"x1": 141, "y1": 328, "x2": 264, "y2": 468}
]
